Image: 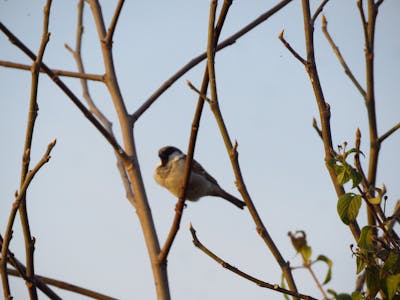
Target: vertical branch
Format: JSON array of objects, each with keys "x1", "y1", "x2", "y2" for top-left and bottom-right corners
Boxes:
[
  {"x1": 363, "y1": 1, "x2": 380, "y2": 226},
  {"x1": 300, "y1": 0, "x2": 360, "y2": 239},
  {"x1": 86, "y1": 1, "x2": 170, "y2": 299},
  {"x1": 158, "y1": 0, "x2": 233, "y2": 265},
  {"x1": 205, "y1": 1, "x2": 299, "y2": 297},
  {"x1": 16, "y1": 1, "x2": 52, "y2": 298},
  {"x1": 66, "y1": 0, "x2": 135, "y2": 205}
]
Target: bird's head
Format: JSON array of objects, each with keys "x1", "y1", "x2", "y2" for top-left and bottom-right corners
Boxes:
[{"x1": 158, "y1": 146, "x2": 183, "y2": 166}]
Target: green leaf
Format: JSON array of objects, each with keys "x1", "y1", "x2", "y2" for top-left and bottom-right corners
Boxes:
[
  {"x1": 335, "y1": 293, "x2": 353, "y2": 300},
  {"x1": 337, "y1": 193, "x2": 362, "y2": 225},
  {"x1": 356, "y1": 256, "x2": 365, "y2": 274},
  {"x1": 280, "y1": 273, "x2": 290, "y2": 300},
  {"x1": 317, "y1": 255, "x2": 333, "y2": 284},
  {"x1": 349, "y1": 167, "x2": 362, "y2": 188},
  {"x1": 366, "y1": 267, "x2": 381, "y2": 297},
  {"x1": 351, "y1": 291, "x2": 363, "y2": 300},
  {"x1": 383, "y1": 252, "x2": 400, "y2": 275},
  {"x1": 335, "y1": 164, "x2": 350, "y2": 185},
  {"x1": 345, "y1": 148, "x2": 365, "y2": 157},
  {"x1": 386, "y1": 273, "x2": 400, "y2": 300},
  {"x1": 368, "y1": 196, "x2": 382, "y2": 205},
  {"x1": 358, "y1": 226, "x2": 375, "y2": 251},
  {"x1": 301, "y1": 245, "x2": 312, "y2": 262}
]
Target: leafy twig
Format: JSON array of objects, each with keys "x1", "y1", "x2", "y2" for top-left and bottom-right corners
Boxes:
[{"x1": 190, "y1": 225, "x2": 317, "y2": 300}]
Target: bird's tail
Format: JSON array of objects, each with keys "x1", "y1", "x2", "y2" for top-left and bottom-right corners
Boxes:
[{"x1": 219, "y1": 190, "x2": 246, "y2": 209}]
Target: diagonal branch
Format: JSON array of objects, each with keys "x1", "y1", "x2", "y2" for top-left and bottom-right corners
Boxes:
[
  {"x1": 131, "y1": 0, "x2": 294, "y2": 122},
  {"x1": 279, "y1": 30, "x2": 306, "y2": 65},
  {"x1": 379, "y1": 122, "x2": 400, "y2": 144},
  {"x1": 0, "y1": 21, "x2": 128, "y2": 161},
  {"x1": 311, "y1": 0, "x2": 330, "y2": 24},
  {"x1": 322, "y1": 15, "x2": 366, "y2": 99},
  {"x1": 104, "y1": 0, "x2": 125, "y2": 44},
  {"x1": 190, "y1": 225, "x2": 317, "y2": 300},
  {"x1": 7, "y1": 268, "x2": 117, "y2": 300}
]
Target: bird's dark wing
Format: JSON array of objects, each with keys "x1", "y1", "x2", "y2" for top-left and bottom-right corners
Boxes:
[{"x1": 183, "y1": 154, "x2": 220, "y2": 186}]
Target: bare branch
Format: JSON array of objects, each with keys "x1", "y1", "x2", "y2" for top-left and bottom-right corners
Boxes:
[
  {"x1": 379, "y1": 122, "x2": 400, "y2": 143},
  {"x1": 357, "y1": 0, "x2": 368, "y2": 47},
  {"x1": 189, "y1": 225, "x2": 317, "y2": 300},
  {"x1": 7, "y1": 268, "x2": 117, "y2": 300},
  {"x1": 186, "y1": 80, "x2": 211, "y2": 103},
  {"x1": 202, "y1": 1, "x2": 299, "y2": 294},
  {"x1": 158, "y1": 0, "x2": 233, "y2": 264},
  {"x1": 0, "y1": 22, "x2": 128, "y2": 161},
  {"x1": 279, "y1": 30, "x2": 307, "y2": 65},
  {"x1": 131, "y1": 0, "x2": 294, "y2": 121},
  {"x1": 67, "y1": 0, "x2": 135, "y2": 205},
  {"x1": 311, "y1": 0, "x2": 330, "y2": 24},
  {"x1": 0, "y1": 234, "x2": 62, "y2": 299},
  {"x1": 1, "y1": 140, "x2": 56, "y2": 299},
  {"x1": 322, "y1": 15, "x2": 366, "y2": 99},
  {"x1": 312, "y1": 117, "x2": 323, "y2": 139},
  {"x1": 105, "y1": 0, "x2": 125, "y2": 44},
  {"x1": 0, "y1": 60, "x2": 105, "y2": 81}
]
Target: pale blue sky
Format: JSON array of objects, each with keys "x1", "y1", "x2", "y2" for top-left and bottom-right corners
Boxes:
[{"x1": 1, "y1": 1, "x2": 399, "y2": 299}]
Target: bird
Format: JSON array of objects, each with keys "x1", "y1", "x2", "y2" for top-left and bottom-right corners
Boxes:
[{"x1": 154, "y1": 146, "x2": 245, "y2": 209}]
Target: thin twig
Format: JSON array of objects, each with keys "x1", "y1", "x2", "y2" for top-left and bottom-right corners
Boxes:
[
  {"x1": 311, "y1": 0, "x2": 330, "y2": 24},
  {"x1": 322, "y1": 15, "x2": 366, "y2": 99},
  {"x1": 158, "y1": 0, "x2": 233, "y2": 264},
  {"x1": 131, "y1": 0, "x2": 294, "y2": 122},
  {"x1": 1, "y1": 140, "x2": 56, "y2": 299},
  {"x1": 7, "y1": 268, "x2": 117, "y2": 300},
  {"x1": 312, "y1": 117, "x2": 323, "y2": 139},
  {"x1": 67, "y1": 0, "x2": 135, "y2": 205},
  {"x1": 379, "y1": 122, "x2": 400, "y2": 143},
  {"x1": 186, "y1": 80, "x2": 211, "y2": 103},
  {"x1": 279, "y1": 30, "x2": 306, "y2": 65},
  {"x1": 0, "y1": 60, "x2": 105, "y2": 81},
  {"x1": 189, "y1": 225, "x2": 317, "y2": 300},
  {"x1": 0, "y1": 22, "x2": 128, "y2": 161},
  {"x1": 105, "y1": 0, "x2": 125, "y2": 44},
  {"x1": 357, "y1": 0, "x2": 368, "y2": 52}
]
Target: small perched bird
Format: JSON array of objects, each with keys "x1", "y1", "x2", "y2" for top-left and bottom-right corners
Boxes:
[{"x1": 154, "y1": 146, "x2": 245, "y2": 209}]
